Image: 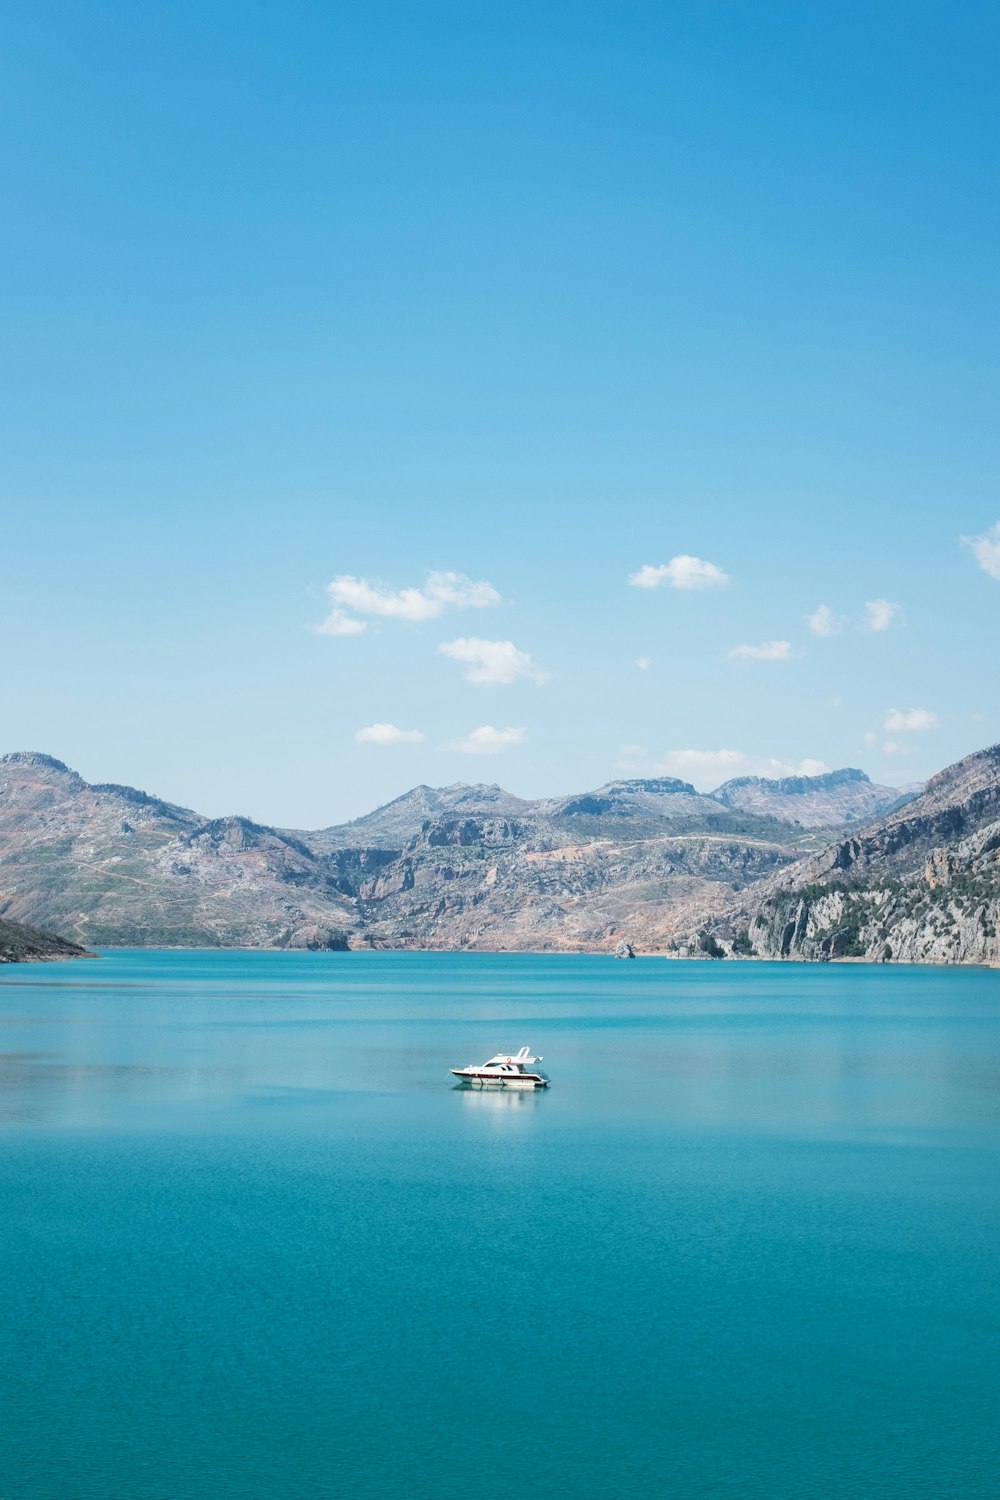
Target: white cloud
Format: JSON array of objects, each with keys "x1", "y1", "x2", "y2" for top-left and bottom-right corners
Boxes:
[
  {"x1": 651, "y1": 748, "x2": 831, "y2": 789},
  {"x1": 882, "y1": 739, "x2": 911, "y2": 756},
  {"x1": 807, "y1": 604, "x2": 841, "y2": 637},
  {"x1": 319, "y1": 610, "x2": 368, "y2": 637},
  {"x1": 424, "y1": 573, "x2": 501, "y2": 610},
  {"x1": 318, "y1": 570, "x2": 501, "y2": 635},
  {"x1": 634, "y1": 656, "x2": 651, "y2": 670},
  {"x1": 794, "y1": 758, "x2": 833, "y2": 777},
  {"x1": 962, "y1": 522, "x2": 1000, "y2": 579},
  {"x1": 743, "y1": 755, "x2": 831, "y2": 779},
  {"x1": 355, "y1": 722, "x2": 425, "y2": 745},
  {"x1": 727, "y1": 640, "x2": 793, "y2": 662},
  {"x1": 628, "y1": 555, "x2": 729, "y2": 591},
  {"x1": 864, "y1": 730, "x2": 878, "y2": 747},
  {"x1": 883, "y1": 707, "x2": 939, "y2": 733},
  {"x1": 655, "y1": 749, "x2": 745, "y2": 780},
  {"x1": 446, "y1": 725, "x2": 527, "y2": 755},
  {"x1": 863, "y1": 598, "x2": 900, "y2": 632},
  {"x1": 438, "y1": 636, "x2": 545, "y2": 685},
  {"x1": 615, "y1": 743, "x2": 649, "y2": 772}
]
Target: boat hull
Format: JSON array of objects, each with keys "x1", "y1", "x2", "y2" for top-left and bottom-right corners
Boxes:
[{"x1": 451, "y1": 1070, "x2": 549, "y2": 1088}]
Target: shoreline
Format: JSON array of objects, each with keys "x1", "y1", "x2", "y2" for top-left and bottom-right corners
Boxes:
[{"x1": 13, "y1": 942, "x2": 997, "y2": 971}]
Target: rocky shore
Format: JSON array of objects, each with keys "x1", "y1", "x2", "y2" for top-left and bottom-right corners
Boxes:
[{"x1": 0, "y1": 916, "x2": 93, "y2": 964}]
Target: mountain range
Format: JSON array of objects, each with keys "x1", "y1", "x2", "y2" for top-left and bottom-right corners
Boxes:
[
  {"x1": 0, "y1": 751, "x2": 906, "y2": 952},
  {"x1": 11, "y1": 745, "x2": 996, "y2": 965}
]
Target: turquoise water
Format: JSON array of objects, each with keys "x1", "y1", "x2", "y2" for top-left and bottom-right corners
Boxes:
[{"x1": 2, "y1": 951, "x2": 999, "y2": 1499}]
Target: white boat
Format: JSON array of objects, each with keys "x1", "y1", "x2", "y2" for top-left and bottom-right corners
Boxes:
[{"x1": 451, "y1": 1046, "x2": 550, "y2": 1088}]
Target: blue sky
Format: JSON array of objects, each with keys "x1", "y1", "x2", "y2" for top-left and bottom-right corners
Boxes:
[{"x1": 2, "y1": 0, "x2": 998, "y2": 827}]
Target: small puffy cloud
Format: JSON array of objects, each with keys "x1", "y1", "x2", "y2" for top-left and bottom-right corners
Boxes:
[
  {"x1": 863, "y1": 598, "x2": 900, "y2": 632},
  {"x1": 794, "y1": 758, "x2": 833, "y2": 777},
  {"x1": 628, "y1": 555, "x2": 729, "y2": 591},
  {"x1": 746, "y1": 755, "x2": 831, "y2": 779},
  {"x1": 318, "y1": 571, "x2": 500, "y2": 635},
  {"x1": 962, "y1": 522, "x2": 1000, "y2": 579},
  {"x1": 438, "y1": 636, "x2": 545, "y2": 685},
  {"x1": 446, "y1": 725, "x2": 526, "y2": 755},
  {"x1": 423, "y1": 573, "x2": 501, "y2": 610},
  {"x1": 615, "y1": 743, "x2": 648, "y2": 772},
  {"x1": 355, "y1": 723, "x2": 425, "y2": 745},
  {"x1": 807, "y1": 604, "x2": 841, "y2": 637},
  {"x1": 882, "y1": 739, "x2": 911, "y2": 756},
  {"x1": 634, "y1": 656, "x2": 651, "y2": 670},
  {"x1": 656, "y1": 749, "x2": 745, "y2": 780},
  {"x1": 884, "y1": 707, "x2": 939, "y2": 733},
  {"x1": 629, "y1": 564, "x2": 667, "y2": 589},
  {"x1": 320, "y1": 610, "x2": 368, "y2": 637},
  {"x1": 727, "y1": 640, "x2": 793, "y2": 662}
]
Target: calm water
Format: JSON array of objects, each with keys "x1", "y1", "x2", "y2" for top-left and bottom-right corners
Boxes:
[{"x1": 2, "y1": 951, "x2": 999, "y2": 1499}]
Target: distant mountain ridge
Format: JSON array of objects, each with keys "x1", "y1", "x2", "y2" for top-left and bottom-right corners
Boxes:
[
  {"x1": 303, "y1": 768, "x2": 893, "y2": 851},
  {"x1": 710, "y1": 767, "x2": 907, "y2": 828}
]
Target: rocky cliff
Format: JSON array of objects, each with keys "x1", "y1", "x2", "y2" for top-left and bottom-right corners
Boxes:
[{"x1": 687, "y1": 745, "x2": 1000, "y2": 965}]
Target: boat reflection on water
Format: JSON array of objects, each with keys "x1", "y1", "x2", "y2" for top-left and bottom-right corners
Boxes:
[{"x1": 451, "y1": 1081, "x2": 545, "y2": 1108}]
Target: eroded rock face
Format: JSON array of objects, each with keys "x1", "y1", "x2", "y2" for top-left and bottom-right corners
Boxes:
[
  {"x1": 284, "y1": 925, "x2": 350, "y2": 951},
  {"x1": 418, "y1": 817, "x2": 532, "y2": 849},
  {"x1": 688, "y1": 745, "x2": 1000, "y2": 964}
]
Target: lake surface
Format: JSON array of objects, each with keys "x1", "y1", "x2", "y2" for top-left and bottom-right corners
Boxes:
[{"x1": 2, "y1": 950, "x2": 999, "y2": 1499}]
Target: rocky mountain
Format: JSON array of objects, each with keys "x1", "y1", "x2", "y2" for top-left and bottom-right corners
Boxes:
[
  {"x1": 0, "y1": 753, "x2": 355, "y2": 948},
  {"x1": 299, "y1": 782, "x2": 535, "y2": 852},
  {"x1": 0, "y1": 915, "x2": 93, "y2": 963},
  {"x1": 0, "y1": 752, "x2": 838, "y2": 951},
  {"x1": 687, "y1": 744, "x2": 1000, "y2": 965},
  {"x1": 347, "y1": 813, "x2": 798, "y2": 951},
  {"x1": 710, "y1": 767, "x2": 906, "y2": 828},
  {"x1": 301, "y1": 776, "x2": 837, "y2": 950}
]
